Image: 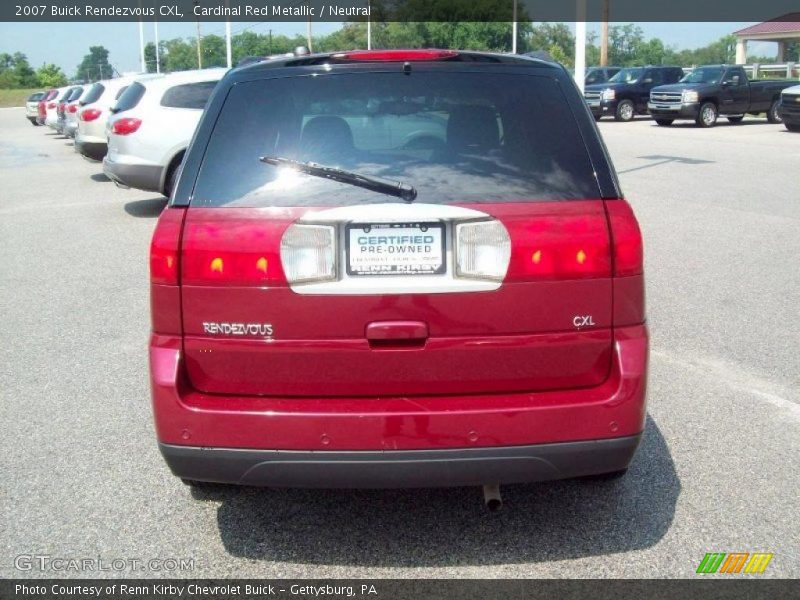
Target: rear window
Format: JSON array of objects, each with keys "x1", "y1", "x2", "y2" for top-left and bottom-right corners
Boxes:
[
  {"x1": 193, "y1": 71, "x2": 599, "y2": 207},
  {"x1": 115, "y1": 85, "x2": 129, "y2": 100},
  {"x1": 160, "y1": 81, "x2": 218, "y2": 109},
  {"x1": 28, "y1": 92, "x2": 44, "y2": 102},
  {"x1": 66, "y1": 87, "x2": 83, "y2": 101},
  {"x1": 81, "y1": 82, "x2": 105, "y2": 105},
  {"x1": 112, "y1": 81, "x2": 146, "y2": 113}
]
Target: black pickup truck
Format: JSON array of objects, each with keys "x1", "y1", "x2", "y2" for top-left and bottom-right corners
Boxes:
[{"x1": 648, "y1": 65, "x2": 795, "y2": 127}]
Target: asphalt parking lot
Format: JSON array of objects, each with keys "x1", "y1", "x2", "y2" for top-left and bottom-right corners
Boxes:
[{"x1": 1, "y1": 107, "x2": 798, "y2": 578}]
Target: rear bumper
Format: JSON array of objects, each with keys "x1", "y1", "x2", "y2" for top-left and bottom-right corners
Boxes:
[
  {"x1": 151, "y1": 324, "x2": 648, "y2": 486},
  {"x1": 75, "y1": 139, "x2": 107, "y2": 161},
  {"x1": 160, "y1": 435, "x2": 641, "y2": 488},
  {"x1": 647, "y1": 102, "x2": 700, "y2": 119},
  {"x1": 103, "y1": 155, "x2": 164, "y2": 192},
  {"x1": 65, "y1": 121, "x2": 78, "y2": 137}
]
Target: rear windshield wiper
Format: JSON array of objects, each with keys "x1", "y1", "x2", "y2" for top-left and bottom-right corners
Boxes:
[{"x1": 259, "y1": 155, "x2": 417, "y2": 202}]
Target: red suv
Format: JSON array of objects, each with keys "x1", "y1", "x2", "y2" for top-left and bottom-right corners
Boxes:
[{"x1": 150, "y1": 50, "x2": 648, "y2": 491}]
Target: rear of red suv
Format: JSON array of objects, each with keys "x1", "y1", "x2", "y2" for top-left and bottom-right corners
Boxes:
[{"x1": 150, "y1": 50, "x2": 647, "y2": 490}]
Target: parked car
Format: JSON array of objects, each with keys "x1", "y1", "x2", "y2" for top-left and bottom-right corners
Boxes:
[
  {"x1": 75, "y1": 74, "x2": 161, "y2": 161},
  {"x1": 25, "y1": 91, "x2": 45, "y2": 125},
  {"x1": 104, "y1": 68, "x2": 226, "y2": 197},
  {"x1": 585, "y1": 66, "x2": 621, "y2": 85},
  {"x1": 55, "y1": 86, "x2": 84, "y2": 135},
  {"x1": 648, "y1": 64, "x2": 796, "y2": 127},
  {"x1": 64, "y1": 83, "x2": 102, "y2": 138},
  {"x1": 584, "y1": 65, "x2": 684, "y2": 121},
  {"x1": 36, "y1": 89, "x2": 57, "y2": 125},
  {"x1": 44, "y1": 86, "x2": 71, "y2": 129},
  {"x1": 149, "y1": 50, "x2": 648, "y2": 494},
  {"x1": 777, "y1": 84, "x2": 800, "y2": 132}
]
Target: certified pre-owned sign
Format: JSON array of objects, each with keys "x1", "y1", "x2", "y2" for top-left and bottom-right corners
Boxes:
[{"x1": 346, "y1": 222, "x2": 446, "y2": 276}]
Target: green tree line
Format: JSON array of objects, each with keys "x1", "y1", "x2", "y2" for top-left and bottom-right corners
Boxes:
[{"x1": 3, "y1": 21, "x2": 794, "y2": 89}]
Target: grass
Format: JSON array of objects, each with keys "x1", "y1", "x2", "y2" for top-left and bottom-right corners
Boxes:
[{"x1": 0, "y1": 88, "x2": 42, "y2": 108}]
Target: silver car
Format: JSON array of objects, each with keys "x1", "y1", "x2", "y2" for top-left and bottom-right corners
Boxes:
[
  {"x1": 25, "y1": 91, "x2": 45, "y2": 126},
  {"x1": 104, "y1": 68, "x2": 226, "y2": 196},
  {"x1": 74, "y1": 74, "x2": 163, "y2": 161}
]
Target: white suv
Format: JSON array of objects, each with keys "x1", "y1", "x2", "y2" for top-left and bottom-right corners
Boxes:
[
  {"x1": 44, "y1": 86, "x2": 71, "y2": 129},
  {"x1": 103, "y1": 68, "x2": 226, "y2": 196},
  {"x1": 75, "y1": 74, "x2": 163, "y2": 161}
]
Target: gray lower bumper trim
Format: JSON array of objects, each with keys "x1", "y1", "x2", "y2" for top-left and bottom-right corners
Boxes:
[{"x1": 159, "y1": 435, "x2": 642, "y2": 488}]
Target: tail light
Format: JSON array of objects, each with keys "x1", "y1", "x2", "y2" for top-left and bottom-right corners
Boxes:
[
  {"x1": 280, "y1": 224, "x2": 336, "y2": 284},
  {"x1": 455, "y1": 220, "x2": 511, "y2": 281},
  {"x1": 605, "y1": 199, "x2": 643, "y2": 276},
  {"x1": 181, "y1": 214, "x2": 290, "y2": 287},
  {"x1": 150, "y1": 208, "x2": 186, "y2": 334},
  {"x1": 67, "y1": 104, "x2": 78, "y2": 113},
  {"x1": 503, "y1": 207, "x2": 612, "y2": 282},
  {"x1": 80, "y1": 108, "x2": 102, "y2": 122},
  {"x1": 58, "y1": 102, "x2": 65, "y2": 111},
  {"x1": 112, "y1": 117, "x2": 142, "y2": 135},
  {"x1": 47, "y1": 102, "x2": 56, "y2": 109}
]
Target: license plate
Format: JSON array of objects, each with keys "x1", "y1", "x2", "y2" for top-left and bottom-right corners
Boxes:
[{"x1": 346, "y1": 222, "x2": 446, "y2": 276}]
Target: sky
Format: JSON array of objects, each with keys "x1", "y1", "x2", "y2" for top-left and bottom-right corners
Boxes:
[{"x1": 0, "y1": 21, "x2": 777, "y2": 76}]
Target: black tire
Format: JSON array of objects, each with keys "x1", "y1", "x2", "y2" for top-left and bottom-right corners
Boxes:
[
  {"x1": 727, "y1": 116, "x2": 744, "y2": 124},
  {"x1": 696, "y1": 102, "x2": 718, "y2": 127},
  {"x1": 614, "y1": 99, "x2": 635, "y2": 122},
  {"x1": 654, "y1": 118, "x2": 674, "y2": 126},
  {"x1": 164, "y1": 158, "x2": 183, "y2": 198},
  {"x1": 28, "y1": 118, "x2": 40, "y2": 126},
  {"x1": 785, "y1": 123, "x2": 800, "y2": 132},
  {"x1": 767, "y1": 99, "x2": 782, "y2": 124}
]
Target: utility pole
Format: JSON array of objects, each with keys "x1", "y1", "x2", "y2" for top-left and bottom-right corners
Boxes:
[
  {"x1": 225, "y1": 0, "x2": 232, "y2": 68},
  {"x1": 574, "y1": 0, "x2": 587, "y2": 93},
  {"x1": 194, "y1": 0, "x2": 203, "y2": 69},
  {"x1": 138, "y1": 20, "x2": 146, "y2": 73},
  {"x1": 511, "y1": 0, "x2": 517, "y2": 54},
  {"x1": 269, "y1": 29, "x2": 273, "y2": 54},
  {"x1": 367, "y1": 0, "x2": 371, "y2": 50},
  {"x1": 600, "y1": 0, "x2": 609, "y2": 66},
  {"x1": 154, "y1": 19, "x2": 161, "y2": 73},
  {"x1": 306, "y1": 9, "x2": 313, "y2": 53}
]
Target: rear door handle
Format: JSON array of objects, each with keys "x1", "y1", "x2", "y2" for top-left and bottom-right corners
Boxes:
[{"x1": 366, "y1": 321, "x2": 428, "y2": 342}]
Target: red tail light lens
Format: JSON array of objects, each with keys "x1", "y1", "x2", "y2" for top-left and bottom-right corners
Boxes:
[
  {"x1": 181, "y1": 212, "x2": 291, "y2": 287},
  {"x1": 47, "y1": 102, "x2": 56, "y2": 109},
  {"x1": 67, "y1": 104, "x2": 78, "y2": 113},
  {"x1": 333, "y1": 50, "x2": 458, "y2": 62},
  {"x1": 80, "y1": 108, "x2": 102, "y2": 122},
  {"x1": 605, "y1": 199, "x2": 643, "y2": 277},
  {"x1": 112, "y1": 117, "x2": 142, "y2": 135},
  {"x1": 150, "y1": 208, "x2": 186, "y2": 333},
  {"x1": 503, "y1": 202, "x2": 612, "y2": 282},
  {"x1": 58, "y1": 102, "x2": 65, "y2": 111},
  {"x1": 150, "y1": 208, "x2": 185, "y2": 285}
]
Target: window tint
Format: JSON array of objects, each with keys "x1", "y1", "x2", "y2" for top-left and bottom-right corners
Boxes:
[
  {"x1": 80, "y1": 82, "x2": 105, "y2": 105},
  {"x1": 27, "y1": 92, "x2": 44, "y2": 102},
  {"x1": 160, "y1": 81, "x2": 218, "y2": 109},
  {"x1": 112, "y1": 81, "x2": 146, "y2": 113},
  {"x1": 115, "y1": 85, "x2": 129, "y2": 100},
  {"x1": 193, "y1": 71, "x2": 599, "y2": 208},
  {"x1": 66, "y1": 87, "x2": 83, "y2": 101},
  {"x1": 644, "y1": 70, "x2": 662, "y2": 84}
]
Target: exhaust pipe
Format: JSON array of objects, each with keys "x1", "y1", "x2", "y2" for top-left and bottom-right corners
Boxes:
[{"x1": 482, "y1": 484, "x2": 502, "y2": 511}]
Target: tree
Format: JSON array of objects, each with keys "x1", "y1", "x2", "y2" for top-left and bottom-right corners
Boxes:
[
  {"x1": 12, "y1": 53, "x2": 38, "y2": 87},
  {"x1": 76, "y1": 46, "x2": 112, "y2": 82},
  {"x1": 144, "y1": 42, "x2": 165, "y2": 73},
  {"x1": 528, "y1": 23, "x2": 574, "y2": 62},
  {"x1": 162, "y1": 38, "x2": 197, "y2": 71},
  {"x1": 200, "y1": 34, "x2": 227, "y2": 68},
  {"x1": 36, "y1": 63, "x2": 67, "y2": 87}
]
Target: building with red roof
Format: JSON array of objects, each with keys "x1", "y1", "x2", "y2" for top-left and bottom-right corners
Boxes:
[{"x1": 733, "y1": 13, "x2": 800, "y2": 64}]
